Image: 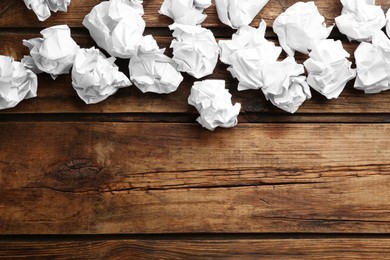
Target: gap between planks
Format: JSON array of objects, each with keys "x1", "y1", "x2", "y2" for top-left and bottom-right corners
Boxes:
[
  {"x1": 0, "y1": 26, "x2": 358, "y2": 42},
  {"x1": 1, "y1": 113, "x2": 390, "y2": 124},
  {"x1": 1, "y1": 233, "x2": 390, "y2": 241}
]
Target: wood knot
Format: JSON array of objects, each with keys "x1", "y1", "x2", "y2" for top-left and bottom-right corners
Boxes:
[{"x1": 45, "y1": 159, "x2": 109, "y2": 192}]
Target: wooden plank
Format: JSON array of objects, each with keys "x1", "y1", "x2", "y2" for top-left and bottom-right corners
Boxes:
[
  {"x1": 1, "y1": 0, "x2": 389, "y2": 28},
  {"x1": 1, "y1": 122, "x2": 390, "y2": 234},
  {"x1": 1, "y1": 31, "x2": 390, "y2": 115},
  {"x1": 0, "y1": 238, "x2": 389, "y2": 259},
  {"x1": 9, "y1": 76, "x2": 390, "y2": 114}
]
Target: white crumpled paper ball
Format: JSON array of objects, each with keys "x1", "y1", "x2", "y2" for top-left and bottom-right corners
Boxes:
[
  {"x1": 215, "y1": 0, "x2": 269, "y2": 29},
  {"x1": 129, "y1": 35, "x2": 184, "y2": 94},
  {"x1": 262, "y1": 57, "x2": 311, "y2": 113},
  {"x1": 159, "y1": 0, "x2": 211, "y2": 25},
  {"x1": 23, "y1": 24, "x2": 80, "y2": 79},
  {"x1": 304, "y1": 39, "x2": 356, "y2": 99},
  {"x1": 354, "y1": 30, "x2": 390, "y2": 94},
  {"x1": 335, "y1": 0, "x2": 386, "y2": 42},
  {"x1": 170, "y1": 23, "x2": 219, "y2": 79},
  {"x1": 0, "y1": 56, "x2": 38, "y2": 110},
  {"x1": 71, "y1": 47, "x2": 131, "y2": 104},
  {"x1": 129, "y1": 0, "x2": 144, "y2": 16},
  {"x1": 24, "y1": 0, "x2": 71, "y2": 21},
  {"x1": 83, "y1": 0, "x2": 145, "y2": 59},
  {"x1": 188, "y1": 80, "x2": 241, "y2": 131},
  {"x1": 219, "y1": 20, "x2": 282, "y2": 91},
  {"x1": 273, "y1": 1, "x2": 334, "y2": 56}
]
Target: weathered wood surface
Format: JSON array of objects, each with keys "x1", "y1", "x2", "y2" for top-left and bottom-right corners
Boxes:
[
  {"x1": 1, "y1": 238, "x2": 390, "y2": 259},
  {"x1": 1, "y1": 0, "x2": 389, "y2": 28},
  {"x1": 1, "y1": 122, "x2": 389, "y2": 234}
]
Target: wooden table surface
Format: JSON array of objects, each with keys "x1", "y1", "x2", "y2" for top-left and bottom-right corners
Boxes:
[{"x1": 1, "y1": 0, "x2": 390, "y2": 258}]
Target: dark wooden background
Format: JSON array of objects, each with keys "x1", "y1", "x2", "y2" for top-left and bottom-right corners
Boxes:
[{"x1": 0, "y1": 0, "x2": 390, "y2": 258}]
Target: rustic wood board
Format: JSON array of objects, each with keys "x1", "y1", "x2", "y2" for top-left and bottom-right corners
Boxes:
[
  {"x1": 1, "y1": 238, "x2": 390, "y2": 259},
  {"x1": 1, "y1": 122, "x2": 389, "y2": 234}
]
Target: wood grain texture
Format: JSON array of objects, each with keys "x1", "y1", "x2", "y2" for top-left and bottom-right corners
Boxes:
[
  {"x1": 1, "y1": 238, "x2": 390, "y2": 259},
  {"x1": 1, "y1": 31, "x2": 390, "y2": 115},
  {"x1": 1, "y1": 0, "x2": 389, "y2": 28},
  {"x1": 1, "y1": 122, "x2": 390, "y2": 234}
]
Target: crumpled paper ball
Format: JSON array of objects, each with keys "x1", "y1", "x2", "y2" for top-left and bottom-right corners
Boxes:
[
  {"x1": 129, "y1": 35, "x2": 184, "y2": 94},
  {"x1": 71, "y1": 47, "x2": 131, "y2": 104},
  {"x1": 159, "y1": 0, "x2": 211, "y2": 25},
  {"x1": 21, "y1": 55, "x2": 42, "y2": 74},
  {"x1": 304, "y1": 39, "x2": 356, "y2": 99},
  {"x1": 24, "y1": 0, "x2": 71, "y2": 21},
  {"x1": 261, "y1": 57, "x2": 311, "y2": 113},
  {"x1": 23, "y1": 24, "x2": 80, "y2": 79},
  {"x1": 0, "y1": 56, "x2": 38, "y2": 110},
  {"x1": 169, "y1": 23, "x2": 219, "y2": 79},
  {"x1": 354, "y1": 30, "x2": 390, "y2": 94},
  {"x1": 219, "y1": 20, "x2": 282, "y2": 91},
  {"x1": 273, "y1": 1, "x2": 334, "y2": 56},
  {"x1": 215, "y1": 0, "x2": 269, "y2": 29},
  {"x1": 83, "y1": 0, "x2": 145, "y2": 59},
  {"x1": 335, "y1": 0, "x2": 386, "y2": 42},
  {"x1": 188, "y1": 79, "x2": 241, "y2": 131},
  {"x1": 129, "y1": 0, "x2": 144, "y2": 16}
]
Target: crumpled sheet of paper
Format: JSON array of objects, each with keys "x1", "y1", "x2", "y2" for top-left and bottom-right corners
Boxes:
[
  {"x1": 83, "y1": 0, "x2": 145, "y2": 59},
  {"x1": 170, "y1": 23, "x2": 219, "y2": 79},
  {"x1": 188, "y1": 79, "x2": 241, "y2": 131},
  {"x1": 129, "y1": 0, "x2": 144, "y2": 16},
  {"x1": 23, "y1": 24, "x2": 80, "y2": 79},
  {"x1": 71, "y1": 47, "x2": 131, "y2": 104},
  {"x1": 219, "y1": 20, "x2": 282, "y2": 91},
  {"x1": 304, "y1": 39, "x2": 356, "y2": 99},
  {"x1": 24, "y1": 0, "x2": 71, "y2": 21},
  {"x1": 0, "y1": 56, "x2": 38, "y2": 110},
  {"x1": 261, "y1": 57, "x2": 311, "y2": 113},
  {"x1": 386, "y1": 9, "x2": 390, "y2": 37},
  {"x1": 21, "y1": 55, "x2": 42, "y2": 74},
  {"x1": 273, "y1": 1, "x2": 334, "y2": 56},
  {"x1": 215, "y1": 0, "x2": 269, "y2": 29},
  {"x1": 335, "y1": 0, "x2": 386, "y2": 42},
  {"x1": 129, "y1": 35, "x2": 184, "y2": 94},
  {"x1": 354, "y1": 30, "x2": 390, "y2": 94},
  {"x1": 159, "y1": 0, "x2": 211, "y2": 25}
]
